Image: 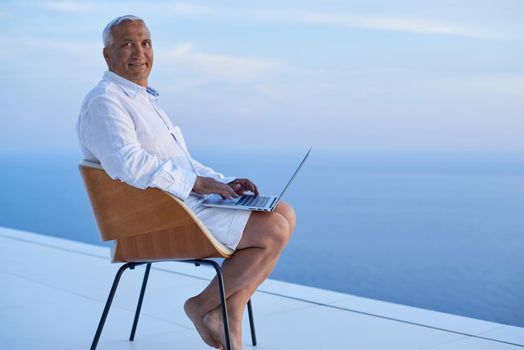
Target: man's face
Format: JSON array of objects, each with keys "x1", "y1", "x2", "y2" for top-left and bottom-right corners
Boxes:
[{"x1": 103, "y1": 20, "x2": 153, "y2": 87}]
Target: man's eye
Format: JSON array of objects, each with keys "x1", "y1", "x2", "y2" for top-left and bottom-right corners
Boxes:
[
  {"x1": 122, "y1": 42, "x2": 132, "y2": 47},
  {"x1": 143, "y1": 41, "x2": 152, "y2": 47}
]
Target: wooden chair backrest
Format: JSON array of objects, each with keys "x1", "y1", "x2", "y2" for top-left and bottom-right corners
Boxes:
[{"x1": 79, "y1": 163, "x2": 233, "y2": 261}]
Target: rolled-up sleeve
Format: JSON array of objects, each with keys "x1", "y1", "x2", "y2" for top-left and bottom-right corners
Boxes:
[
  {"x1": 191, "y1": 159, "x2": 236, "y2": 184},
  {"x1": 80, "y1": 95, "x2": 196, "y2": 200}
]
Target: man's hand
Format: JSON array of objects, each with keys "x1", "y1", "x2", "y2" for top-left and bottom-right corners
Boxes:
[
  {"x1": 193, "y1": 176, "x2": 239, "y2": 199},
  {"x1": 228, "y1": 178, "x2": 260, "y2": 196}
]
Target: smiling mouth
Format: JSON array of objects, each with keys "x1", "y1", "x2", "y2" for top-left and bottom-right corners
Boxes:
[{"x1": 129, "y1": 63, "x2": 147, "y2": 69}]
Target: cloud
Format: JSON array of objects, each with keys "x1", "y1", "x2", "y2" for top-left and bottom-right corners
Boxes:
[
  {"x1": 163, "y1": 43, "x2": 281, "y2": 82},
  {"x1": 42, "y1": 0, "x2": 93, "y2": 13},
  {"x1": 163, "y1": 3, "x2": 216, "y2": 17},
  {"x1": 458, "y1": 76, "x2": 524, "y2": 99},
  {"x1": 39, "y1": 1, "x2": 216, "y2": 18},
  {"x1": 2, "y1": 37, "x2": 99, "y2": 57},
  {"x1": 41, "y1": 0, "x2": 94, "y2": 13},
  {"x1": 0, "y1": 36, "x2": 103, "y2": 82},
  {"x1": 305, "y1": 13, "x2": 478, "y2": 36},
  {"x1": 250, "y1": 10, "x2": 493, "y2": 38},
  {"x1": 34, "y1": 2, "x2": 518, "y2": 39}
]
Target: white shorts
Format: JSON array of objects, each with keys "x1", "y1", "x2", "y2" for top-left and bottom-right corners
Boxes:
[{"x1": 185, "y1": 194, "x2": 251, "y2": 249}]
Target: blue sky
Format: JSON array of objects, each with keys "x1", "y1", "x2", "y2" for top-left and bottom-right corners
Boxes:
[{"x1": 0, "y1": 0, "x2": 523, "y2": 154}]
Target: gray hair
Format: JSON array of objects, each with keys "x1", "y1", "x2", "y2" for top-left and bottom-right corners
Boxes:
[{"x1": 102, "y1": 15, "x2": 144, "y2": 48}]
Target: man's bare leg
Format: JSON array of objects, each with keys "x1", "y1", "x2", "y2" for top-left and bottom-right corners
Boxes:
[
  {"x1": 185, "y1": 213, "x2": 289, "y2": 348},
  {"x1": 202, "y1": 230, "x2": 291, "y2": 349},
  {"x1": 216, "y1": 202, "x2": 297, "y2": 335},
  {"x1": 194, "y1": 202, "x2": 296, "y2": 309},
  {"x1": 185, "y1": 202, "x2": 295, "y2": 349},
  {"x1": 202, "y1": 245, "x2": 287, "y2": 349},
  {"x1": 273, "y1": 202, "x2": 297, "y2": 232},
  {"x1": 189, "y1": 205, "x2": 293, "y2": 310}
]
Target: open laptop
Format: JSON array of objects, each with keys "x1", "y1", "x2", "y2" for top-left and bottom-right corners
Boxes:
[{"x1": 203, "y1": 147, "x2": 311, "y2": 212}]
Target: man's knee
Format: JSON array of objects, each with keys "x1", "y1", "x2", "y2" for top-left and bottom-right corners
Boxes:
[
  {"x1": 275, "y1": 202, "x2": 296, "y2": 232},
  {"x1": 239, "y1": 210, "x2": 293, "y2": 251},
  {"x1": 264, "y1": 213, "x2": 291, "y2": 251}
]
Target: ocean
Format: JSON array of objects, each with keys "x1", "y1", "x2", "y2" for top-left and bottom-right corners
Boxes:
[{"x1": 1, "y1": 150, "x2": 523, "y2": 327}]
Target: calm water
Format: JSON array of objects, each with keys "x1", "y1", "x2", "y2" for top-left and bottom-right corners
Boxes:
[{"x1": 1, "y1": 150, "x2": 523, "y2": 327}]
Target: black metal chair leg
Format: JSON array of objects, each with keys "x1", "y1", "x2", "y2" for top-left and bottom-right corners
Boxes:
[
  {"x1": 91, "y1": 262, "x2": 139, "y2": 350},
  {"x1": 215, "y1": 265, "x2": 232, "y2": 350},
  {"x1": 194, "y1": 260, "x2": 232, "y2": 350},
  {"x1": 129, "y1": 262, "x2": 152, "y2": 341},
  {"x1": 247, "y1": 299, "x2": 257, "y2": 346}
]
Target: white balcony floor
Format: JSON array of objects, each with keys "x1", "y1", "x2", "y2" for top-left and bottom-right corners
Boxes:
[{"x1": 1, "y1": 226, "x2": 523, "y2": 350}]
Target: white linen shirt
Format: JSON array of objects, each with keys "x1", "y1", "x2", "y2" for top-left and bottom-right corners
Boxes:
[{"x1": 77, "y1": 71, "x2": 235, "y2": 200}]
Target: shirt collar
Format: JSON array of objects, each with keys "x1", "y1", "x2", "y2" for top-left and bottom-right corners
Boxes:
[{"x1": 103, "y1": 71, "x2": 159, "y2": 99}]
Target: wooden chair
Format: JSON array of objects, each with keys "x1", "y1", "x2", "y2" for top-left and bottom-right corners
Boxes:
[{"x1": 79, "y1": 161, "x2": 257, "y2": 350}]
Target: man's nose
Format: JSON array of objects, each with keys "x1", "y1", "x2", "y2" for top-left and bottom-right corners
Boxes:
[{"x1": 132, "y1": 44, "x2": 145, "y2": 57}]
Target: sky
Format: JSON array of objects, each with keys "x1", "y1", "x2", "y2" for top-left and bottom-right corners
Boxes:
[{"x1": 0, "y1": 0, "x2": 523, "y2": 154}]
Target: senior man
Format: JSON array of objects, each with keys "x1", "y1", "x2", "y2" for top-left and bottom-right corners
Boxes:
[{"x1": 77, "y1": 15, "x2": 295, "y2": 349}]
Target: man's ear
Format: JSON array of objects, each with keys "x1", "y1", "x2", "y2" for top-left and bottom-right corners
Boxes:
[{"x1": 103, "y1": 48, "x2": 111, "y2": 68}]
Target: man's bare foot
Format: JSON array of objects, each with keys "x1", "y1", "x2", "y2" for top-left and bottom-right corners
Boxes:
[
  {"x1": 184, "y1": 297, "x2": 220, "y2": 348},
  {"x1": 204, "y1": 308, "x2": 243, "y2": 350}
]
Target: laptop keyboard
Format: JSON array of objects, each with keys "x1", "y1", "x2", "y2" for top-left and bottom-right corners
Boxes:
[{"x1": 235, "y1": 195, "x2": 270, "y2": 208}]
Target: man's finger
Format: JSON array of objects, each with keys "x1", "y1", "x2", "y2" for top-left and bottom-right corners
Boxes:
[
  {"x1": 235, "y1": 180, "x2": 248, "y2": 194},
  {"x1": 244, "y1": 179, "x2": 258, "y2": 195},
  {"x1": 239, "y1": 179, "x2": 255, "y2": 194},
  {"x1": 225, "y1": 184, "x2": 239, "y2": 198},
  {"x1": 220, "y1": 187, "x2": 235, "y2": 199},
  {"x1": 229, "y1": 182, "x2": 242, "y2": 195}
]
